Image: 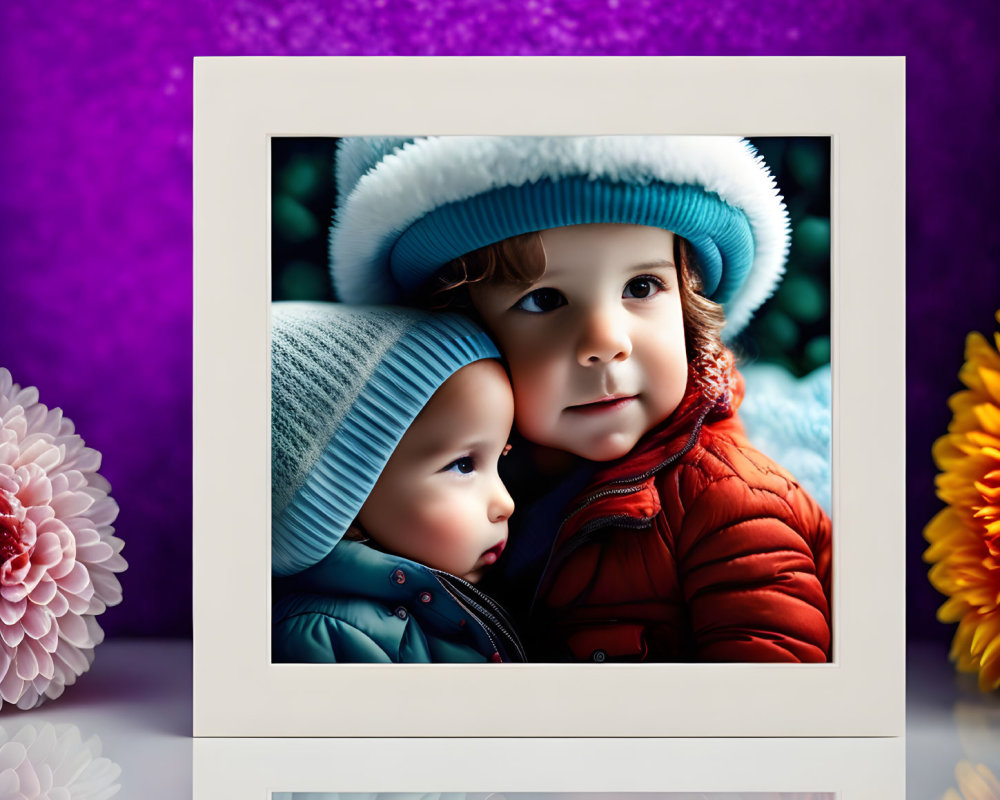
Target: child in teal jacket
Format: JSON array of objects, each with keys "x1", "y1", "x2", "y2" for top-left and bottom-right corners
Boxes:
[{"x1": 271, "y1": 302, "x2": 525, "y2": 663}]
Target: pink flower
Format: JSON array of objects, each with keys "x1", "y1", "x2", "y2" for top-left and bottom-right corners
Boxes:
[
  {"x1": 0, "y1": 369, "x2": 126, "y2": 710},
  {"x1": 0, "y1": 723, "x2": 121, "y2": 799}
]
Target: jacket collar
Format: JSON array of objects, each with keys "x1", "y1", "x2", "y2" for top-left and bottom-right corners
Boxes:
[
  {"x1": 291, "y1": 539, "x2": 441, "y2": 604},
  {"x1": 535, "y1": 352, "x2": 743, "y2": 607}
]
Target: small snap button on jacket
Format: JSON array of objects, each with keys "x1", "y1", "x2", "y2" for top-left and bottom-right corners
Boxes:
[
  {"x1": 418, "y1": 591, "x2": 432, "y2": 604},
  {"x1": 271, "y1": 539, "x2": 522, "y2": 664}
]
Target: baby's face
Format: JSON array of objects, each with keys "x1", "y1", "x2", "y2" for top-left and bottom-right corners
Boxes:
[
  {"x1": 470, "y1": 223, "x2": 689, "y2": 462},
  {"x1": 357, "y1": 359, "x2": 514, "y2": 584}
]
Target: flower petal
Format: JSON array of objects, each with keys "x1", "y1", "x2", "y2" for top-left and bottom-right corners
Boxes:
[
  {"x1": 66, "y1": 523, "x2": 99, "y2": 546},
  {"x1": 0, "y1": 741, "x2": 27, "y2": 771},
  {"x1": 0, "y1": 623, "x2": 24, "y2": 648},
  {"x1": 938, "y1": 595, "x2": 970, "y2": 623},
  {"x1": 61, "y1": 470, "x2": 87, "y2": 492},
  {"x1": 15, "y1": 686, "x2": 42, "y2": 710},
  {"x1": 980, "y1": 633, "x2": 1000, "y2": 671},
  {"x1": 44, "y1": 590, "x2": 68, "y2": 618},
  {"x1": 955, "y1": 759, "x2": 1000, "y2": 798},
  {"x1": 0, "y1": 599, "x2": 26, "y2": 626},
  {"x1": 14, "y1": 639, "x2": 40, "y2": 681},
  {"x1": 52, "y1": 642, "x2": 90, "y2": 675},
  {"x1": 974, "y1": 403, "x2": 1000, "y2": 437},
  {"x1": 48, "y1": 491, "x2": 94, "y2": 520},
  {"x1": 37, "y1": 623, "x2": 58, "y2": 653},
  {"x1": 47, "y1": 472, "x2": 68, "y2": 497},
  {"x1": 56, "y1": 613, "x2": 93, "y2": 648},
  {"x1": 0, "y1": 771, "x2": 22, "y2": 799},
  {"x1": 13, "y1": 437, "x2": 60, "y2": 472},
  {"x1": 64, "y1": 590, "x2": 91, "y2": 616},
  {"x1": 12, "y1": 385, "x2": 39, "y2": 410},
  {"x1": 88, "y1": 568, "x2": 122, "y2": 606},
  {"x1": 0, "y1": 663, "x2": 24, "y2": 704},
  {"x1": 16, "y1": 564, "x2": 48, "y2": 597},
  {"x1": 85, "y1": 497, "x2": 119, "y2": 528},
  {"x1": 51, "y1": 739, "x2": 92, "y2": 787},
  {"x1": 21, "y1": 602, "x2": 52, "y2": 640},
  {"x1": 102, "y1": 553, "x2": 127, "y2": 573},
  {"x1": 57, "y1": 562, "x2": 90, "y2": 596},
  {"x1": 28, "y1": 640, "x2": 53, "y2": 681},
  {"x1": 0, "y1": 443, "x2": 19, "y2": 466},
  {"x1": 84, "y1": 617, "x2": 104, "y2": 647},
  {"x1": 76, "y1": 541, "x2": 114, "y2": 565},
  {"x1": 31, "y1": 532, "x2": 64, "y2": 569},
  {"x1": 2, "y1": 566, "x2": 32, "y2": 595},
  {"x1": 27, "y1": 578, "x2": 57, "y2": 606},
  {"x1": 23, "y1": 504, "x2": 53, "y2": 527},
  {"x1": 66, "y1": 446, "x2": 101, "y2": 473},
  {"x1": 971, "y1": 612, "x2": 1000, "y2": 655},
  {"x1": 46, "y1": 553, "x2": 75, "y2": 581}
]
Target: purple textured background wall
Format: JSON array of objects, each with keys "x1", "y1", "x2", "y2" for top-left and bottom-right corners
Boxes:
[{"x1": 1, "y1": 1, "x2": 998, "y2": 638}]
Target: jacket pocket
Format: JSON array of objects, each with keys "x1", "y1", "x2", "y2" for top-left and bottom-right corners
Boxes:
[{"x1": 564, "y1": 622, "x2": 649, "y2": 663}]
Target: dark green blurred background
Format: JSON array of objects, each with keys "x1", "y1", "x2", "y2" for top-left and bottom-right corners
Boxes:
[{"x1": 271, "y1": 137, "x2": 830, "y2": 376}]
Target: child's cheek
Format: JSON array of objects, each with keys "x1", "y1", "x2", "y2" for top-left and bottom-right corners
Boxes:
[
  {"x1": 509, "y1": 378, "x2": 556, "y2": 442},
  {"x1": 499, "y1": 333, "x2": 571, "y2": 443},
  {"x1": 411, "y1": 489, "x2": 452, "y2": 531}
]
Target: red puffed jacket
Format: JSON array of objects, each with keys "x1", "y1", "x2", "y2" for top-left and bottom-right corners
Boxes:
[{"x1": 532, "y1": 357, "x2": 832, "y2": 663}]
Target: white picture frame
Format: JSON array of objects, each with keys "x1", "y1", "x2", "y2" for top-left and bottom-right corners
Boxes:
[
  {"x1": 192, "y1": 737, "x2": 905, "y2": 798},
  {"x1": 193, "y1": 56, "x2": 905, "y2": 737}
]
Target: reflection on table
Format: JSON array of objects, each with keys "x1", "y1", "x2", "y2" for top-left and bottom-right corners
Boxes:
[{"x1": 0, "y1": 639, "x2": 995, "y2": 799}]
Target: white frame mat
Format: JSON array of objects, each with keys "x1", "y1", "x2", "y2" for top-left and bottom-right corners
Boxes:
[
  {"x1": 193, "y1": 56, "x2": 905, "y2": 737},
  {"x1": 193, "y1": 737, "x2": 905, "y2": 798}
]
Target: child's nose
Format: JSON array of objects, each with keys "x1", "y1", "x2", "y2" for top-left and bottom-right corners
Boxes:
[
  {"x1": 490, "y1": 479, "x2": 515, "y2": 523},
  {"x1": 575, "y1": 305, "x2": 632, "y2": 366}
]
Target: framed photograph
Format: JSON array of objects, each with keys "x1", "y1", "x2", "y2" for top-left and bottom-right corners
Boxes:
[
  {"x1": 192, "y1": 736, "x2": 905, "y2": 798},
  {"x1": 193, "y1": 56, "x2": 905, "y2": 736}
]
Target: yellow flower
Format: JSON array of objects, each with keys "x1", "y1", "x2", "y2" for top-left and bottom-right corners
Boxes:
[
  {"x1": 924, "y1": 310, "x2": 1000, "y2": 693},
  {"x1": 942, "y1": 760, "x2": 1000, "y2": 800}
]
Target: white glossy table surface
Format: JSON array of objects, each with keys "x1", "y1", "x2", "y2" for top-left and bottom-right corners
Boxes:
[{"x1": 0, "y1": 638, "x2": 993, "y2": 798}]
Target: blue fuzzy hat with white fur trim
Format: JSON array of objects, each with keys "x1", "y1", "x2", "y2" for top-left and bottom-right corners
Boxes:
[{"x1": 330, "y1": 136, "x2": 790, "y2": 338}]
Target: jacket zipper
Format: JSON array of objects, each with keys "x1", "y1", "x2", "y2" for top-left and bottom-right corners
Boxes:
[
  {"x1": 433, "y1": 571, "x2": 527, "y2": 662},
  {"x1": 564, "y1": 399, "x2": 719, "y2": 513},
  {"x1": 530, "y1": 400, "x2": 719, "y2": 614}
]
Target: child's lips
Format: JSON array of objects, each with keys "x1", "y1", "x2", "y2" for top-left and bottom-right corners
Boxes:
[
  {"x1": 481, "y1": 540, "x2": 506, "y2": 565},
  {"x1": 565, "y1": 394, "x2": 637, "y2": 415}
]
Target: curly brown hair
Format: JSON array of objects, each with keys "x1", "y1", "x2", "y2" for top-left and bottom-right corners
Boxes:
[{"x1": 419, "y1": 228, "x2": 726, "y2": 365}]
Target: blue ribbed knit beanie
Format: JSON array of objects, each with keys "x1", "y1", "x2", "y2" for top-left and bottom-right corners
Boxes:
[
  {"x1": 271, "y1": 302, "x2": 500, "y2": 577},
  {"x1": 329, "y1": 136, "x2": 790, "y2": 337}
]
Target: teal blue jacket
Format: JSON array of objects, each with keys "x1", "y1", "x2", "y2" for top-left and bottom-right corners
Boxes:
[{"x1": 272, "y1": 540, "x2": 524, "y2": 663}]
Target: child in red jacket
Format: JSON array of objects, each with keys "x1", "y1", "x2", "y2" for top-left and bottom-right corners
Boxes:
[{"x1": 329, "y1": 136, "x2": 832, "y2": 663}]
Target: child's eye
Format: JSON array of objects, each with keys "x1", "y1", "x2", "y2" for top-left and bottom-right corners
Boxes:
[
  {"x1": 444, "y1": 456, "x2": 476, "y2": 474},
  {"x1": 513, "y1": 288, "x2": 566, "y2": 314},
  {"x1": 623, "y1": 276, "x2": 665, "y2": 299}
]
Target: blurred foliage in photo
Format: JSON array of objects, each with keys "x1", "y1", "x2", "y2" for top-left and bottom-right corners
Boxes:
[
  {"x1": 271, "y1": 136, "x2": 830, "y2": 376},
  {"x1": 272, "y1": 138, "x2": 337, "y2": 303},
  {"x1": 742, "y1": 137, "x2": 831, "y2": 377}
]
